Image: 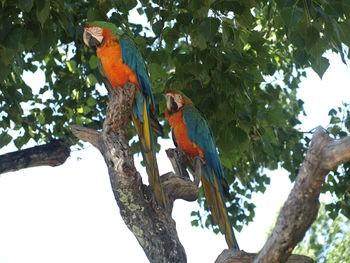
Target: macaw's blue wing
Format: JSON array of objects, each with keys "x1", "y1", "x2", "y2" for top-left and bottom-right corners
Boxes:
[
  {"x1": 182, "y1": 104, "x2": 223, "y2": 184},
  {"x1": 119, "y1": 34, "x2": 163, "y2": 137},
  {"x1": 119, "y1": 35, "x2": 154, "y2": 103},
  {"x1": 182, "y1": 104, "x2": 239, "y2": 249}
]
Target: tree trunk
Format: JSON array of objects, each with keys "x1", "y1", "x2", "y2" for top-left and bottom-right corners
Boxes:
[{"x1": 71, "y1": 83, "x2": 198, "y2": 263}]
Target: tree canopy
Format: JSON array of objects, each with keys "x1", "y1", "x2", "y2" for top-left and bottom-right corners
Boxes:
[{"x1": 1, "y1": 0, "x2": 350, "y2": 232}]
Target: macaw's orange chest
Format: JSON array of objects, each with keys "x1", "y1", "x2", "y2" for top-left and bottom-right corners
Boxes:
[
  {"x1": 166, "y1": 109, "x2": 204, "y2": 157},
  {"x1": 96, "y1": 40, "x2": 139, "y2": 88}
]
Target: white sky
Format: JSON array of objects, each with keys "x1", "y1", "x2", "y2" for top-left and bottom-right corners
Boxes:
[{"x1": 1, "y1": 9, "x2": 350, "y2": 263}]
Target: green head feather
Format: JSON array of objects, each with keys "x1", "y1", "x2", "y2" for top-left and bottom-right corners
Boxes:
[{"x1": 88, "y1": 21, "x2": 124, "y2": 38}]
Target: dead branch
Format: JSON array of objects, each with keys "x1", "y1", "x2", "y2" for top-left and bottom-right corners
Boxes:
[
  {"x1": 0, "y1": 139, "x2": 70, "y2": 174},
  {"x1": 71, "y1": 125, "x2": 100, "y2": 149}
]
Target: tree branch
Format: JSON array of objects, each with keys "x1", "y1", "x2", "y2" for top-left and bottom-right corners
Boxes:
[
  {"x1": 216, "y1": 250, "x2": 313, "y2": 263},
  {"x1": 0, "y1": 139, "x2": 70, "y2": 174},
  {"x1": 253, "y1": 126, "x2": 350, "y2": 263},
  {"x1": 71, "y1": 125, "x2": 101, "y2": 149}
]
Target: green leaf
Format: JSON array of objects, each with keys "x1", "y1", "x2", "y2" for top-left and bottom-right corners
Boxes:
[
  {"x1": 198, "y1": 17, "x2": 220, "y2": 42},
  {"x1": 83, "y1": 105, "x2": 91, "y2": 114},
  {"x1": 86, "y1": 97, "x2": 97, "y2": 106},
  {"x1": 163, "y1": 27, "x2": 179, "y2": 48},
  {"x1": 22, "y1": 29, "x2": 37, "y2": 51},
  {"x1": 36, "y1": 0, "x2": 50, "y2": 27},
  {"x1": 87, "y1": 8, "x2": 105, "y2": 22},
  {"x1": 4, "y1": 27, "x2": 23, "y2": 50},
  {"x1": 339, "y1": 21, "x2": 350, "y2": 48},
  {"x1": 0, "y1": 132, "x2": 12, "y2": 147},
  {"x1": 37, "y1": 114, "x2": 45, "y2": 125},
  {"x1": 88, "y1": 55, "x2": 98, "y2": 70},
  {"x1": 136, "y1": 7, "x2": 144, "y2": 15},
  {"x1": 231, "y1": 126, "x2": 249, "y2": 151},
  {"x1": 328, "y1": 109, "x2": 337, "y2": 116},
  {"x1": 66, "y1": 60, "x2": 77, "y2": 73},
  {"x1": 305, "y1": 26, "x2": 321, "y2": 52},
  {"x1": 120, "y1": 0, "x2": 137, "y2": 13},
  {"x1": 280, "y1": 6, "x2": 303, "y2": 28},
  {"x1": 87, "y1": 73, "x2": 98, "y2": 86},
  {"x1": 267, "y1": 106, "x2": 285, "y2": 126},
  {"x1": 192, "y1": 32, "x2": 207, "y2": 50},
  {"x1": 261, "y1": 136, "x2": 274, "y2": 157},
  {"x1": 14, "y1": 134, "x2": 30, "y2": 149},
  {"x1": 191, "y1": 220, "x2": 199, "y2": 227},
  {"x1": 222, "y1": 22, "x2": 234, "y2": 47},
  {"x1": 19, "y1": 0, "x2": 33, "y2": 12},
  {"x1": 152, "y1": 20, "x2": 162, "y2": 37},
  {"x1": 311, "y1": 56, "x2": 330, "y2": 79},
  {"x1": 177, "y1": 13, "x2": 192, "y2": 25}
]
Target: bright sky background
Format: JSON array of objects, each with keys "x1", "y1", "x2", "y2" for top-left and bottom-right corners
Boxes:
[{"x1": 1, "y1": 10, "x2": 350, "y2": 263}]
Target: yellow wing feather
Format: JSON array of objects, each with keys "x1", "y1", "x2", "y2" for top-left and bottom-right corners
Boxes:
[
  {"x1": 201, "y1": 172, "x2": 236, "y2": 249},
  {"x1": 131, "y1": 98, "x2": 166, "y2": 208}
]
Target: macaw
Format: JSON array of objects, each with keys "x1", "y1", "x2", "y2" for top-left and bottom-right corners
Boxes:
[
  {"x1": 165, "y1": 90, "x2": 239, "y2": 249},
  {"x1": 83, "y1": 21, "x2": 166, "y2": 208}
]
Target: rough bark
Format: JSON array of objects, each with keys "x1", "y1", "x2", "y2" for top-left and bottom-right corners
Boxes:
[
  {"x1": 0, "y1": 139, "x2": 70, "y2": 174},
  {"x1": 252, "y1": 127, "x2": 350, "y2": 263},
  {"x1": 71, "y1": 82, "x2": 200, "y2": 263},
  {"x1": 216, "y1": 250, "x2": 313, "y2": 263}
]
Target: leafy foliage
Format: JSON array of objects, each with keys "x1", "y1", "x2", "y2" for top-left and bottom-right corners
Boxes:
[
  {"x1": 321, "y1": 103, "x2": 350, "y2": 220},
  {"x1": 1, "y1": 0, "x2": 349, "y2": 231},
  {"x1": 294, "y1": 203, "x2": 350, "y2": 262}
]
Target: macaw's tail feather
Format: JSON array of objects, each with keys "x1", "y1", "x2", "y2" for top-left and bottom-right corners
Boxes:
[
  {"x1": 149, "y1": 109, "x2": 164, "y2": 138},
  {"x1": 201, "y1": 173, "x2": 239, "y2": 250},
  {"x1": 131, "y1": 99, "x2": 167, "y2": 208}
]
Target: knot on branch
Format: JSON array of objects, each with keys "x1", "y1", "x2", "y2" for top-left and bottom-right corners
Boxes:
[
  {"x1": 162, "y1": 148, "x2": 200, "y2": 208},
  {"x1": 162, "y1": 172, "x2": 199, "y2": 203},
  {"x1": 104, "y1": 82, "x2": 136, "y2": 135}
]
